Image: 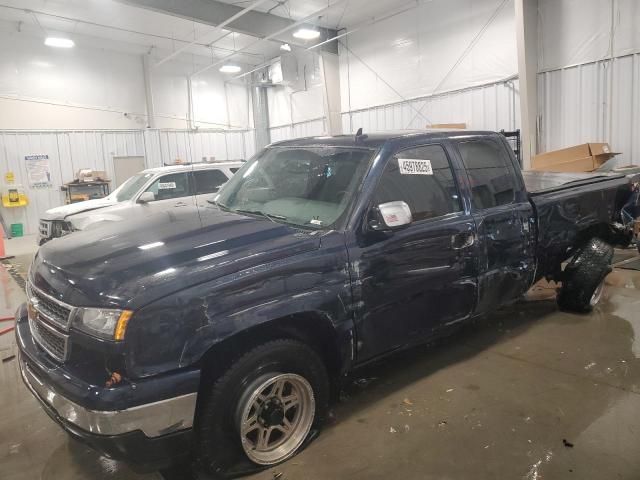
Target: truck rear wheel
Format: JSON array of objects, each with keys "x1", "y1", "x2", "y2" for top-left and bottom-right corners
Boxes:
[
  {"x1": 557, "y1": 238, "x2": 613, "y2": 313},
  {"x1": 195, "y1": 339, "x2": 329, "y2": 475}
]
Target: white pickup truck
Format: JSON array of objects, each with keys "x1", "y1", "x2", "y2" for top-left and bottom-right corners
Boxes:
[{"x1": 38, "y1": 161, "x2": 243, "y2": 244}]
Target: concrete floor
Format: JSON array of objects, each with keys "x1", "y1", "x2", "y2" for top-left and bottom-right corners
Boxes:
[{"x1": 2, "y1": 237, "x2": 640, "y2": 480}]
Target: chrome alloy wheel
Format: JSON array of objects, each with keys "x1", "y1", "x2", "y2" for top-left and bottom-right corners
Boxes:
[
  {"x1": 237, "y1": 373, "x2": 315, "y2": 465},
  {"x1": 590, "y1": 279, "x2": 606, "y2": 306}
]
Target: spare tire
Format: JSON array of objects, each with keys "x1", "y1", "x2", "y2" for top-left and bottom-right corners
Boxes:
[{"x1": 557, "y1": 238, "x2": 614, "y2": 313}]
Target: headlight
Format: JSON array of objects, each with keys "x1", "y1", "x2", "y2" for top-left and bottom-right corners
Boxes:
[{"x1": 73, "y1": 308, "x2": 133, "y2": 341}]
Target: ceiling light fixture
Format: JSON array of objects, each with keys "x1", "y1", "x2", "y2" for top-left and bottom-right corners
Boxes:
[
  {"x1": 219, "y1": 64, "x2": 242, "y2": 74},
  {"x1": 280, "y1": 43, "x2": 292, "y2": 52},
  {"x1": 292, "y1": 28, "x2": 320, "y2": 40},
  {"x1": 44, "y1": 37, "x2": 75, "y2": 48}
]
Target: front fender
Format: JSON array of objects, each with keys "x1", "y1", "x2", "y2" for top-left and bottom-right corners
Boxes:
[{"x1": 125, "y1": 232, "x2": 352, "y2": 378}]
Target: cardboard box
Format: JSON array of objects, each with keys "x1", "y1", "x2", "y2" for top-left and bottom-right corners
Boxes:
[
  {"x1": 531, "y1": 143, "x2": 620, "y2": 172},
  {"x1": 75, "y1": 169, "x2": 109, "y2": 182}
]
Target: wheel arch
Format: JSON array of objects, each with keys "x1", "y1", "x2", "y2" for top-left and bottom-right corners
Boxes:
[{"x1": 197, "y1": 311, "x2": 350, "y2": 399}]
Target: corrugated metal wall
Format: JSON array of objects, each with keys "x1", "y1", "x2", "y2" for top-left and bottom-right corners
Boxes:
[
  {"x1": 265, "y1": 79, "x2": 520, "y2": 142},
  {"x1": 0, "y1": 129, "x2": 252, "y2": 235},
  {"x1": 538, "y1": 54, "x2": 640, "y2": 167},
  {"x1": 340, "y1": 79, "x2": 520, "y2": 134},
  {"x1": 269, "y1": 118, "x2": 327, "y2": 144}
]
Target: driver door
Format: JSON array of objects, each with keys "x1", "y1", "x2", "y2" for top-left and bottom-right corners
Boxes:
[{"x1": 351, "y1": 143, "x2": 478, "y2": 362}]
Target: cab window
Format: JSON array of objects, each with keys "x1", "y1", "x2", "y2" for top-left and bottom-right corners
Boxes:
[
  {"x1": 373, "y1": 144, "x2": 462, "y2": 221},
  {"x1": 457, "y1": 140, "x2": 517, "y2": 209}
]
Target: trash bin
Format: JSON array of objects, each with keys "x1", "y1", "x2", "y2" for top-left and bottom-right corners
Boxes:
[{"x1": 10, "y1": 223, "x2": 23, "y2": 237}]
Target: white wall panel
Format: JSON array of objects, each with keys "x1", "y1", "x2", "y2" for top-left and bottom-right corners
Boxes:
[
  {"x1": 0, "y1": 133, "x2": 64, "y2": 236},
  {"x1": 341, "y1": 80, "x2": 520, "y2": 134},
  {"x1": 0, "y1": 19, "x2": 252, "y2": 131},
  {"x1": 616, "y1": 0, "x2": 640, "y2": 57},
  {"x1": 242, "y1": 130, "x2": 257, "y2": 159},
  {"x1": 539, "y1": 0, "x2": 640, "y2": 71},
  {"x1": 269, "y1": 119, "x2": 327, "y2": 144},
  {"x1": 0, "y1": 129, "x2": 251, "y2": 234},
  {"x1": 610, "y1": 55, "x2": 640, "y2": 165},
  {"x1": 538, "y1": 56, "x2": 639, "y2": 167},
  {"x1": 338, "y1": 0, "x2": 517, "y2": 113},
  {"x1": 538, "y1": 0, "x2": 611, "y2": 71}
]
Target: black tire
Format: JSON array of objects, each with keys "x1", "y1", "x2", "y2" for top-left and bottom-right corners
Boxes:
[
  {"x1": 557, "y1": 238, "x2": 614, "y2": 313},
  {"x1": 195, "y1": 339, "x2": 329, "y2": 476}
]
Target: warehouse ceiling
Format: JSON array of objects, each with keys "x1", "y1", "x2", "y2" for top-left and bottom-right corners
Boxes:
[{"x1": 0, "y1": 0, "x2": 416, "y2": 69}]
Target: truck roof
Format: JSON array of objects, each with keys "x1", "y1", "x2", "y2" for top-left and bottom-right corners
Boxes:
[
  {"x1": 268, "y1": 130, "x2": 498, "y2": 149},
  {"x1": 141, "y1": 161, "x2": 244, "y2": 175}
]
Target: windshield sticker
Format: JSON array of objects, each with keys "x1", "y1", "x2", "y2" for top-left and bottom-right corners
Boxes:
[
  {"x1": 398, "y1": 158, "x2": 433, "y2": 175},
  {"x1": 158, "y1": 182, "x2": 176, "y2": 189},
  {"x1": 310, "y1": 219, "x2": 323, "y2": 226}
]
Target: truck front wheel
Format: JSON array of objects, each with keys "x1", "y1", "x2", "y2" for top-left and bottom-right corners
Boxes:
[
  {"x1": 557, "y1": 238, "x2": 614, "y2": 313},
  {"x1": 195, "y1": 339, "x2": 329, "y2": 474}
]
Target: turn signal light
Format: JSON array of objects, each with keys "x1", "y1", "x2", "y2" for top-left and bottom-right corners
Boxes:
[{"x1": 114, "y1": 311, "x2": 133, "y2": 341}]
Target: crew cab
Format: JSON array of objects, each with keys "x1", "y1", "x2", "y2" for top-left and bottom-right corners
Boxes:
[
  {"x1": 38, "y1": 161, "x2": 242, "y2": 244},
  {"x1": 16, "y1": 131, "x2": 637, "y2": 475}
]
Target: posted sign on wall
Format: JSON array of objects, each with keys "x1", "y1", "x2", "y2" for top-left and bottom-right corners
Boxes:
[{"x1": 25, "y1": 154, "x2": 52, "y2": 188}]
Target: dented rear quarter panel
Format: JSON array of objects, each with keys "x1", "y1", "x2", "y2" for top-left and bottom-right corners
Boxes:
[{"x1": 530, "y1": 175, "x2": 632, "y2": 279}]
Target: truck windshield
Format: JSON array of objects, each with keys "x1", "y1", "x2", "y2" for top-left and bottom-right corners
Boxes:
[
  {"x1": 216, "y1": 146, "x2": 374, "y2": 229},
  {"x1": 114, "y1": 173, "x2": 154, "y2": 202}
]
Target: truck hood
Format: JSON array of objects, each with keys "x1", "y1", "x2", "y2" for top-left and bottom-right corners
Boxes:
[
  {"x1": 32, "y1": 206, "x2": 322, "y2": 309},
  {"x1": 41, "y1": 197, "x2": 118, "y2": 221}
]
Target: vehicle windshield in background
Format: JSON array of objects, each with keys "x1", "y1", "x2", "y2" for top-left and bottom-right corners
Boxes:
[
  {"x1": 216, "y1": 147, "x2": 374, "y2": 229},
  {"x1": 115, "y1": 173, "x2": 154, "y2": 202}
]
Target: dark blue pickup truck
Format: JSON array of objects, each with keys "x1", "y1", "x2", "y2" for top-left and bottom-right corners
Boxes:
[{"x1": 16, "y1": 130, "x2": 637, "y2": 474}]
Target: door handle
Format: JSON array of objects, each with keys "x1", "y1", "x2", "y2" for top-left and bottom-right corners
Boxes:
[
  {"x1": 174, "y1": 201, "x2": 189, "y2": 207},
  {"x1": 451, "y1": 232, "x2": 475, "y2": 250}
]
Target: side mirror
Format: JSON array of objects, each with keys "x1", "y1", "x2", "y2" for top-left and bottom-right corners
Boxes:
[
  {"x1": 138, "y1": 191, "x2": 155, "y2": 204},
  {"x1": 368, "y1": 201, "x2": 412, "y2": 231}
]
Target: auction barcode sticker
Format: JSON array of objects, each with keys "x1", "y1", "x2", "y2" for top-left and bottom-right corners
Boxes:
[{"x1": 398, "y1": 158, "x2": 433, "y2": 175}]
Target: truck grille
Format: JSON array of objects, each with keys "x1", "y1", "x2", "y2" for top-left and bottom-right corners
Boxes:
[
  {"x1": 39, "y1": 220, "x2": 72, "y2": 240},
  {"x1": 27, "y1": 283, "x2": 72, "y2": 330},
  {"x1": 29, "y1": 316, "x2": 69, "y2": 362},
  {"x1": 39, "y1": 220, "x2": 52, "y2": 238},
  {"x1": 26, "y1": 282, "x2": 74, "y2": 362}
]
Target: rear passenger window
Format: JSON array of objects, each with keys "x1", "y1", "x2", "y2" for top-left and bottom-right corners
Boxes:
[
  {"x1": 193, "y1": 169, "x2": 229, "y2": 195},
  {"x1": 373, "y1": 145, "x2": 461, "y2": 221},
  {"x1": 458, "y1": 140, "x2": 516, "y2": 209}
]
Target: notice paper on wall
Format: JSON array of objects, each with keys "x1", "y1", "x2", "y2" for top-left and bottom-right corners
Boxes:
[
  {"x1": 398, "y1": 158, "x2": 433, "y2": 175},
  {"x1": 25, "y1": 154, "x2": 52, "y2": 188}
]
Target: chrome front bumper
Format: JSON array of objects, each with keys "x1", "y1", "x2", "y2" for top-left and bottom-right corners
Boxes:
[{"x1": 20, "y1": 356, "x2": 197, "y2": 438}]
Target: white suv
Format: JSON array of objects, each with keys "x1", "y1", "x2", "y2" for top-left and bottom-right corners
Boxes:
[{"x1": 38, "y1": 161, "x2": 243, "y2": 244}]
